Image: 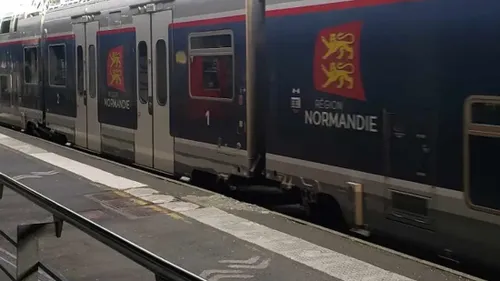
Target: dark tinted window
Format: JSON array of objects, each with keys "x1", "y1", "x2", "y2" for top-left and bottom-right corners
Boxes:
[
  {"x1": 77, "y1": 45, "x2": 84, "y2": 92},
  {"x1": 137, "y1": 41, "x2": 148, "y2": 104},
  {"x1": 471, "y1": 102, "x2": 500, "y2": 126},
  {"x1": 190, "y1": 34, "x2": 231, "y2": 49},
  {"x1": 156, "y1": 40, "x2": 167, "y2": 106},
  {"x1": 49, "y1": 44, "x2": 67, "y2": 86},
  {"x1": 89, "y1": 45, "x2": 96, "y2": 98},
  {"x1": 24, "y1": 47, "x2": 38, "y2": 84}
]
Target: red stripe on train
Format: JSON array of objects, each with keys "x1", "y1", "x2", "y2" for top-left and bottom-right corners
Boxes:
[
  {"x1": 97, "y1": 27, "x2": 136, "y2": 35},
  {"x1": 171, "y1": 0, "x2": 419, "y2": 28}
]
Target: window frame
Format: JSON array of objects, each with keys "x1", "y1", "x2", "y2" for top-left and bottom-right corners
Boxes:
[
  {"x1": 48, "y1": 43, "x2": 68, "y2": 88},
  {"x1": 23, "y1": 45, "x2": 39, "y2": 85},
  {"x1": 463, "y1": 95, "x2": 500, "y2": 215},
  {"x1": 188, "y1": 30, "x2": 235, "y2": 102}
]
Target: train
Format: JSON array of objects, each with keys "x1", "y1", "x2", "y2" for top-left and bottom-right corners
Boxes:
[{"x1": 0, "y1": 0, "x2": 499, "y2": 270}]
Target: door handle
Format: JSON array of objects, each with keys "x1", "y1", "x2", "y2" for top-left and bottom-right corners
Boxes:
[
  {"x1": 147, "y1": 96, "x2": 153, "y2": 115},
  {"x1": 237, "y1": 120, "x2": 244, "y2": 134},
  {"x1": 82, "y1": 90, "x2": 87, "y2": 106}
]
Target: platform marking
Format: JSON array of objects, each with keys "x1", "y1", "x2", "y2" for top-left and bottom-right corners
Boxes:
[
  {"x1": 0, "y1": 134, "x2": 146, "y2": 190},
  {"x1": 184, "y1": 207, "x2": 414, "y2": 281},
  {"x1": 200, "y1": 256, "x2": 269, "y2": 280},
  {"x1": 12, "y1": 170, "x2": 59, "y2": 181},
  {"x1": 0, "y1": 132, "x2": 417, "y2": 281}
]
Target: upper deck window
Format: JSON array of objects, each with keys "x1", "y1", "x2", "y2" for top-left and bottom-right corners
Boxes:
[
  {"x1": 0, "y1": 20, "x2": 10, "y2": 34},
  {"x1": 188, "y1": 31, "x2": 234, "y2": 101}
]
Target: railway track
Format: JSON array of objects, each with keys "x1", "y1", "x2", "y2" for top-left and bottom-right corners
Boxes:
[{"x1": 1, "y1": 123, "x2": 496, "y2": 281}]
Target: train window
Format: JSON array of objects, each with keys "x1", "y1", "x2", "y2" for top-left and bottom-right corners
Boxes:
[
  {"x1": 0, "y1": 20, "x2": 10, "y2": 34},
  {"x1": 0, "y1": 75, "x2": 8, "y2": 104},
  {"x1": 48, "y1": 44, "x2": 67, "y2": 87},
  {"x1": 188, "y1": 31, "x2": 234, "y2": 100},
  {"x1": 156, "y1": 39, "x2": 167, "y2": 106},
  {"x1": 0, "y1": 76, "x2": 7, "y2": 92},
  {"x1": 77, "y1": 45, "x2": 84, "y2": 93},
  {"x1": 465, "y1": 97, "x2": 500, "y2": 213},
  {"x1": 190, "y1": 34, "x2": 232, "y2": 49},
  {"x1": 471, "y1": 102, "x2": 500, "y2": 126},
  {"x1": 137, "y1": 41, "x2": 148, "y2": 104},
  {"x1": 23, "y1": 47, "x2": 38, "y2": 84},
  {"x1": 88, "y1": 45, "x2": 96, "y2": 98}
]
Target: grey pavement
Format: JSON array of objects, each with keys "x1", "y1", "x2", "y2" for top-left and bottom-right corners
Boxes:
[
  {"x1": 0, "y1": 144, "x2": 334, "y2": 281},
  {"x1": 0, "y1": 126, "x2": 480, "y2": 281}
]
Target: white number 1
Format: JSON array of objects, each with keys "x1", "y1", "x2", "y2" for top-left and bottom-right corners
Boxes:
[{"x1": 205, "y1": 110, "x2": 210, "y2": 126}]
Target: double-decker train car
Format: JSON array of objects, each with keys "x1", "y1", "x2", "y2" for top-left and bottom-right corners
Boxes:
[{"x1": 0, "y1": 0, "x2": 499, "y2": 270}]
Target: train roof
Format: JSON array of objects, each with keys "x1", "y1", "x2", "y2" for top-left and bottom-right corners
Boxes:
[{"x1": 0, "y1": 0, "x2": 311, "y2": 39}]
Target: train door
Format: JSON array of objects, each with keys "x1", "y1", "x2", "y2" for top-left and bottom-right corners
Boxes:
[
  {"x1": 464, "y1": 96, "x2": 500, "y2": 214},
  {"x1": 73, "y1": 18, "x2": 101, "y2": 152},
  {"x1": 385, "y1": 108, "x2": 436, "y2": 230},
  {"x1": 132, "y1": 3, "x2": 174, "y2": 172}
]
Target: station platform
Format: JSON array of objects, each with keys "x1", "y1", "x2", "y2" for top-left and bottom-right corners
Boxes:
[{"x1": 0, "y1": 127, "x2": 482, "y2": 281}]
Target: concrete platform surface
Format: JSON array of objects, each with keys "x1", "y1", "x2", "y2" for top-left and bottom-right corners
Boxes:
[{"x1": 0, "y1": 127, "x2": 482, "y2": 281}]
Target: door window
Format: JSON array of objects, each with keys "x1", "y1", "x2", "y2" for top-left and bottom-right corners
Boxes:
[
  {"x1": 77, "y1": 45, "x2": 84, "y2": 93},
  {"x1": 137, "y1": 41, "x2": 149, "y2": 104},
  {"x1": 88, "y1": 44, "x2": 97, "y2": 98},
  {"x1": 156, "y1": 39, "x2": 167, "y2": 106}
]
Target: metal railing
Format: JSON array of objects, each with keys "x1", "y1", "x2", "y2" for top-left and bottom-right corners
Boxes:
[{"x1": 0, "y1": 172, "x2": 206, "y2": 281}]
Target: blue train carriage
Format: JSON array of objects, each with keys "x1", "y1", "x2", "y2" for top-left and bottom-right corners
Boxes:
[
  {"x1": 264, "y1": 0, "x2": 500, "y2": 267},
  {"x1": 41, "y1": 2, "x2": 110, "y2": 149},
  {"x1": 0, "y1": 14, "x2": 42, "y2": 129},
  {"x1": 96, "y1": 1, "x2": 175, "y2": 174},
  {"x1": 170, "y1": 0, "x2": 250, "y2": 179}
]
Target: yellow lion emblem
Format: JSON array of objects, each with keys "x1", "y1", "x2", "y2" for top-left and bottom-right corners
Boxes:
[
  {"x1": 321, "y1": 32, "x2": 355, "y2": 60},
  {"x1": 109, "y1": 51, "x2": 121, "y2": 68},
  {"x1": 110, "y1": 68, "x2": 122, "y2": 85},
  {"x1": 321, "y1": 62, "x2": 355, "y2": 89}
]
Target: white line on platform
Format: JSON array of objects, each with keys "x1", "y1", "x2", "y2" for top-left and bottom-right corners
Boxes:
[
  {"x1": 180, "y1": 207, "x2": 414, "y2": 281},
  {"x1": 0, "y1": 134, "x2": 146, "y2": 190},
  {"x1": 0, "y1": 132, "x2": 416, "y2": 281}
]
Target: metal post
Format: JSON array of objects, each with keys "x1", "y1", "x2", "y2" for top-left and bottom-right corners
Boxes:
[
  {"x1": 347, "y1": 182, "x2": 363, "y2": 227},
  {"x1": 16, "y1": 224, "x2": 41, "y2": 281},
  {"x1": 0, "y1": 183, "x2": 4, "y2": 199},
  {"x1": 245, "y1": 0, "x2": 266, "y2": 177},
  {"x1": 16, "y1": 222, "x2": 58, "y2": 281}
]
